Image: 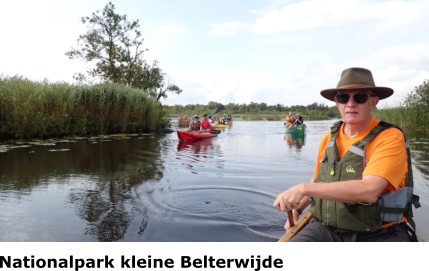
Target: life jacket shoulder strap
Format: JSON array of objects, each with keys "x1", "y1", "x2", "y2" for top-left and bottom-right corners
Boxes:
[
  {"x1": 330, "y1": 120, "x2": 344, "y2": 135},
  {"x1": 359, "y1": 121, "x2": 399, "y2": 144}
]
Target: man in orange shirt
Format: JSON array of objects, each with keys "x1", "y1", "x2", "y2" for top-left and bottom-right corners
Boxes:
[
  {"x1": 285, "y1": 112, "x2": 295, "y2": 128},
  {"x1": 273, "y1": 67, "x2": 419, "y2": 241}
]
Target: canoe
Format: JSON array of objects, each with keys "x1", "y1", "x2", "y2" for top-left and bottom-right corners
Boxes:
[
  {"x1": 212, "y1": 124, "x2": 229, "y2": 129},
  {"x1": 177, "y1": 130, "x2": 218, "y2": 141},
  {"x1": 285, "y1": 124, "x2": 306, "y2": 134}
]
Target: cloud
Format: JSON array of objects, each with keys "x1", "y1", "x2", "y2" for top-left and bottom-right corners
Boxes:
[
  {"x1": 165, "y1": 42, "x2": 429, "y2": 107},
  {"x1": 150, "y1": 25, "x2": 185, "y2": 40},
  {"x1": 209, "y1": 22, "x2": 243, "y2": 36},
  {"x1": 252, "y1": 0, "x2": 429, "y2": 34},
  {"x1": 144, "y1": 25, "x2": 185, "y2": 61}
]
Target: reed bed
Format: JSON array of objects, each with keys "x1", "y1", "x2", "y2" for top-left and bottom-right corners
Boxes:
[
  {"x1": 373, "y1": 106, "x2": 429, "y2": 131},
  {"x1": 0, "y1": 75, "x2": 167, "y2": 139}
]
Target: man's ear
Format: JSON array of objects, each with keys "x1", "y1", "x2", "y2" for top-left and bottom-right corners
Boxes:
[
  {"x1": 371, "y1": 96, "x2": 379, "y2": 110},
  {"x1": 334, "y1": 96, "x2": 340, "y2": 108}
]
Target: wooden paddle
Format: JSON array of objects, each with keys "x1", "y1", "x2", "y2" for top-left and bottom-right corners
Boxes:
[
  {"x1": 285, "y1": 120, "x2": 298, "y2": 133},
  {"x1": 279, "y1": 211, "x2": 426, "y2": 243},
  {"x1": 287, "y1": 211, "x2": 294, "y2": 227},
  {"x1": 278, "y1": 210, "x2": 314, "y2": 242}
]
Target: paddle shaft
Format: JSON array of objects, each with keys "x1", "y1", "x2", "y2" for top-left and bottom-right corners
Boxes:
[
  {"x1": 287, "y1": 120, "x2": 298, "y2": 130},
  {"x1": 287, "y1": 211, "x2": 294, "y2": 227},
  {"x1": 278, "y1": 210, "x2": 314, "y2": 242}
]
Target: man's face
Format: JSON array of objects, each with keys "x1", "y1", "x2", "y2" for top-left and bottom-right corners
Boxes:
[
  {"x1": 204, "y1": 116, "x2": 208, "y2": 120},
  {"x1": 334, "y1": 89, "x2": 379, "y2": 126}
]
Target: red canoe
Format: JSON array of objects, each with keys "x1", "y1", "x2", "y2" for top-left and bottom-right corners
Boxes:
[{"x1": 177, "y1": 130, "x2": 218, "y2": 141}]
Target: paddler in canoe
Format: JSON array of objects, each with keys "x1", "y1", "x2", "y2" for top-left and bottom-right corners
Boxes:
[
  {"x1": 185, "y1": 114, "x2": 215, "y2": 132},
  {"x1": 186, "y1": 114, "x2": 202, "y2": 132},
  {"x1": 285, "y1": 112, "x2": 295, "y2": 128},
  {"x1": 294, "y1": 113, "x2": 303, "y2": 126},
  {"x1": 201, "y1": 114, "x2": 214, "y2": 131},
  {"x1": 274, "y1": 67, "x2": 421, "y2": 242}
]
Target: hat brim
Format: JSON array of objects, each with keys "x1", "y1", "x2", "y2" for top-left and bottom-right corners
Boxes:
[{"x1": 320, "y1": 86, "x2": 394, "y2": 101}]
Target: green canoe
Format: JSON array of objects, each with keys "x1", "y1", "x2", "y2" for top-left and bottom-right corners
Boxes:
[{"x1": 285, "y1": 124, "x2": 306, "y2": 135}]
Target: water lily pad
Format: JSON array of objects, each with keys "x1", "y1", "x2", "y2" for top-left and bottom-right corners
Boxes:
[
  {"x1": 57, "y1": 149, "x2": 70, "y2": 151},
  {"x1": 48, "y1": 149, "x2": 58, "y2": 152},
  {"x1": 410, "y1": 150, "x2": 426, "y2": 153},
  {"x1": 73, "y1": 137, "x2": 87, "y2": 140},
  {"x1": 28, "y1": 142, "x2": 42, "y2": 145},
  {"x1": 127, "y1": 134, "x2": 139, "y2": 137},
  {"x1": 15, "y1": 142, "x2": 28, "y2": 145},
  {"x1": 41, "y1": 143, "x2": 56, "y2": 146},
  {"x1": 7, "y1": 145, "x2": 31, "y2": 149},
  {"x1": 122, "y1": 137, "x2": 131, "y2": 139},
  {"x1": 90, "y1": 142, "x2": 98, "y2": 144},
  {"x1": 0, "y1": 149, "x2": 8, "y2": 153},
  {"x1": 55, "y1": 140, "x2": 71, "y2": 143}
]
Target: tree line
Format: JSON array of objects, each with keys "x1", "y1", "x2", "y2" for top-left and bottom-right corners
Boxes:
[{"x1": 164, "y1": 101, "x2": 341, "y2": 120}]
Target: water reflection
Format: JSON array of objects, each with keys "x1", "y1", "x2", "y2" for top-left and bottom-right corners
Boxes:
[
  {"x1": 177, "y1": 138, "x2": 216, "y2": 154},
  {"x1": 0, "y1": 136, "x2": 165, "y2": 241},
  {"x1": 176, "y1": 138, "x2": 225, "y2": 171},
  {"x1": 408, "y1": 139, "x2": 429, "y2": 184},
  {"x1": 284, "y1": 133, "x2": 306, "y2": 152}
]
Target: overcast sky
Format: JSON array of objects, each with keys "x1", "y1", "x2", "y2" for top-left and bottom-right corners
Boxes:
[{"x1": 1, "y1": 0, "x2": 429, "y2": 108}]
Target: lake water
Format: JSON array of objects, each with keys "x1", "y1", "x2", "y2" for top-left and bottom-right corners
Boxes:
[{"x1": 1, "y1": 120, "x2": 428, "y2": 241}]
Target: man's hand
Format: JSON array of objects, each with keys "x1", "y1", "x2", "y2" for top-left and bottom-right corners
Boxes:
[{"x1": 273, "y1": 184, "x2": 304, "y2": 212}]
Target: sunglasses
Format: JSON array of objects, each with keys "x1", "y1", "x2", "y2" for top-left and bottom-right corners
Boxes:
[{"x1": 336, "y1": 93, "x2": 375, "y2": 104}]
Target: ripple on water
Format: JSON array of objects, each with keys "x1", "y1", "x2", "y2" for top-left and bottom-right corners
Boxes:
[{"x1": 141, "y1": 185, "x2": 285, "y2": 240}]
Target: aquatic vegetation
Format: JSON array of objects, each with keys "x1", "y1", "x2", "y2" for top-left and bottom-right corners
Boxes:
[{"x1": 0, "y1": 75, "x2": 169, "y2": 139}]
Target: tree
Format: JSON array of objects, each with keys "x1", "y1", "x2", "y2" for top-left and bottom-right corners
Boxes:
[
  {"x1": 137, "y1": 60, "x2": 182, "y2": 101},
  {"x1": 403, "y1": 79, "x2": 429, "y2": 112},
  {"x1": 65, "y1": 2, "x2": 182, "y2": 101}
]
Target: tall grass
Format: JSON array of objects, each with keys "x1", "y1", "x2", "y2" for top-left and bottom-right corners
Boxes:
[
  {"x1": 373, "y1": 106, "x2": 429, "y2": 131},
  {"x1": 0, "y1": 75, "x2": 167, "y2": 139}
]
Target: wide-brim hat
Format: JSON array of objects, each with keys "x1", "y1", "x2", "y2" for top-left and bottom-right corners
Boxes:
[{"x1": 320, "y1": 67, "x2": 394, "y2": 101}]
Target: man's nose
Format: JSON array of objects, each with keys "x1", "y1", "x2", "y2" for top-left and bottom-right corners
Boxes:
[{"x1": 346, "y1": 95, "x2": 357, "y2": 106}]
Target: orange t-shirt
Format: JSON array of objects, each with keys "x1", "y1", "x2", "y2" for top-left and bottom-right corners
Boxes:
[{"x1": 311, "y1": 116, "x2": 408, "y2": 226}]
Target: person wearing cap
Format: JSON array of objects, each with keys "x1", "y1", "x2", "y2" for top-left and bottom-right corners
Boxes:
[
  {"x1": 220, "y1": 114, "x2": 227, "y2": 124},
  {"x1": 201, "y1": 114, "x2": 213, "y2": 130},
  {"x1": 273, "y1": 67, "x2": 419, "y2": 242},
  {"x1": 295, "y1": 114, "x2": 303, "y2": 126},
  {"x1": 187, "y1": 114, "x2": 202, "y2": 132}
]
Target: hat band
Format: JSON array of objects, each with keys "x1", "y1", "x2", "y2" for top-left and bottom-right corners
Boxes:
[{"x1": 338, "y1": 84, "x2": 373, "y2": 89}]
